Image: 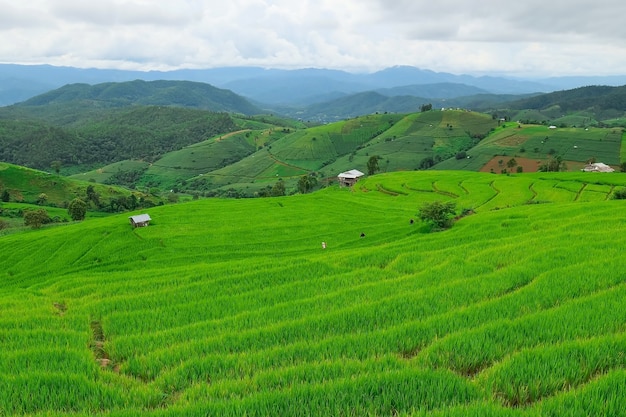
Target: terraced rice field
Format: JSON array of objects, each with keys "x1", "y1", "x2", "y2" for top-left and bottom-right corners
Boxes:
[{"x1": 1, "y1": 170, "x2": 626, "y2": 416}]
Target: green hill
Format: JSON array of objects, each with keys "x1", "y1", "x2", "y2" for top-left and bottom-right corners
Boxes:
[
  {"x1": 196, "y1": 110, "x2": 498, "y2": 194},
  {"x1": 2, "y1": 170, "x2": 626, "y2": 416},
  {"x1": 0, "y1": 162, "x2": 158, "y2": 208},
  {"x1": 500, "y1": 85, "x2": 626, "y2": 124},
  {"x1": 435, "y1": 123, "x2": 624, "y2": 172},
  {"x1": 16, "y1": 79, "x2": 263, "y2": 115},
  {"x1": 0, "y1": 106, "x2": 242, "y2": 172},
  {"x1": 0, "y1": 162, "x2": 162, "y2": 233}
]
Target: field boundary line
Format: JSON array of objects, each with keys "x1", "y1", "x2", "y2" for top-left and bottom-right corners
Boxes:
[
  {"x1": 575, "y1": 183, "x2": 586, "y2": 201},
  {"x1": 431, "y1": 181, "x2": 459, "y2": 198},
  {"x1": 527, "y1": 182, "x2": 537, "y2": 203},
  {"x1": 474, "y1": 180, "x2": 500, "y2": 210}
]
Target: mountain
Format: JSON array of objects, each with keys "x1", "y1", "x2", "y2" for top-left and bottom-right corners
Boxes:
[
  {"x1": 506, "y1": 85, "x2": 626, "y2": 113},
  {"x1": 284, "y1": 91, "x2": 431, "y2": 121},
  {"x1": 17, "y1": 79, "x2": 262, "y2": 115},
  {"x1": 3, "y1": 63, "x2": 626, "y2": 108},
  {"x1": 376, "y1": 83, "x2": 489, "y2": 98}
]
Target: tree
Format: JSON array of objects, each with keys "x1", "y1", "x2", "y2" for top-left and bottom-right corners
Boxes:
[
  {"x1": 167, "y1": 193, "x2": 180, "y2": 203},
  {"x1": 367, "y1": 155, "x2": 381, "y2": 175},
  {"x1": 297, "y1": 175, "x2": 316, "y2": 194},
  {"x1": 417, "y1": 201, "x2": 457, "y2": 230},
  {"x1": 539, "y1": 155, "x2": 567, "y2": 172},
  {"x1": 271, "y1": 180, "x2": 285, "y2": 197},
  {"x1": 86, "y1": 185, "x2": 101, "y2": 207},
  {"x1": 612, "y1": 188, "x2": 626, "y2": 200},
  {"x1": 50, "y1": 160, "x2": 62, "y2": 175},
  {"x1": 1, "y1": 189, "x2": 10, "y2": 202},
  {"x1": 506, "y1": 158, "x2": 517, "y2": 169},
  {"x1": 23, "y1": 208, "x2": 50, "y2": 229},
  {"x1": 420, "y1": 103, "x2": 432, "y2": 112},
  {"x1": 37, "y1": 193, "x2": 48, "y2": 205},
  {"x1": 419, "y1": 157, "x2": 435, "y2": 170},
  {"x1": 67, "y1": 198, "x2": 87, "y2": 221}
]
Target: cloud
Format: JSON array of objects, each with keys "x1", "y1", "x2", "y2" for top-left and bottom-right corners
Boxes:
[{"x1": 0, "y1": 0, "x2": 625, "y2": 76}]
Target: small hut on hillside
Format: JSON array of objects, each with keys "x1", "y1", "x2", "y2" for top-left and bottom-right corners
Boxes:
[
  {"x1": 582, "y1": 162, "x2": 615, "y2": 173},
  {"x1": 129, "y1": 214, "x2": 152, "y2": 228},
  {"x1": 337, "y1": 169, "x2": 365, "y2": 187}
]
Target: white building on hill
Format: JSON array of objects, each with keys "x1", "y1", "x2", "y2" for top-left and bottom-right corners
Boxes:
[
  {"x1": 337, "y1": 169, "x2": 365, "y2": 187},
  {"x1": 582, "y1": 162, "x2": 615, "y2": 173}
]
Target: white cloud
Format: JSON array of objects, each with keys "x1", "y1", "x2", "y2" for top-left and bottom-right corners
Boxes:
[{"x1": 0, "y1": 0, "x2": 625, "y2": 76}]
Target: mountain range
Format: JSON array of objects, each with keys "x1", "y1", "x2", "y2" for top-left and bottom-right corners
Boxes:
[{"x1": 3, "y1": 64, "x2": 626, "y2": 109}]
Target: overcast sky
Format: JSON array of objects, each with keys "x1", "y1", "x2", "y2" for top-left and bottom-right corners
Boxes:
[{"x1": 1, "y1": 0, "x2": 625, "y2": 77}]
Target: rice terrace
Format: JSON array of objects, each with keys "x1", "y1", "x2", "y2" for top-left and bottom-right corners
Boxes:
[
  {"x1": 2, "y1": 76, "x2": 626, "y2": 416},
  {"x1": 2, "y1": 167, "x2": 626, "y2": 416}
]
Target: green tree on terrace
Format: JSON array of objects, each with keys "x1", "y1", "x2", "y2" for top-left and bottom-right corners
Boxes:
[
  {"x1": 271, "y1": 180, "x2": 286, "y2": 197},
  {"x1": 539, "y1": 155, "x2": 567, "y2": 172},
  {"x1": 23, "y1": 208, "x2": 50, "y2": 229},
  {"x1": 1, "y1": 189, "x2": 8, "y2": 202},
  {"x1": 297, "y1": 175, "x2": 317, "y2": 194},
  {"x1": 68, "y1": 198, "x2": 87, "y2": 221},
  {"x1": 507, "y1": 158, "x2": 517, "y2": 169},
  {"x1": 50, "y1": 160, "x2": 62, "y2": 175},
  {"x1": 367, "y1": 155, "x2": 381, "y2": 175},
  {"x1": 418, "y1": 200, "x2": 457, "y2": 231},
  {"x1": 86, "y1": 185, "x2": 101, "y2": 208},
  {"x1": 37, "y1": 193, "x2": 48, "y2": 205}
]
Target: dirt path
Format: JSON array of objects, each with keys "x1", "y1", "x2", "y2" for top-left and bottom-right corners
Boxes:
[{"x1": 215, "y1": 129, "x2": 251, "y2": 142}]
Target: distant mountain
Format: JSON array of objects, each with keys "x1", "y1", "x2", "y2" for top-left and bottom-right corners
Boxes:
[
  {"x1": 284, "y1": 91, "x2": 431, "y2": 122},
  {"x1": 376, "y1": 83, "x2": 488, "y2": 99},
  {"x1": 506, "y1": 85, "x2": 626, "y2": 113},
  {"x1": 17, "y1": 79, "x2": 262, "y2": 115},
  {"x1": 3, "y1": 63, "x2": 626, "y2": 108}
]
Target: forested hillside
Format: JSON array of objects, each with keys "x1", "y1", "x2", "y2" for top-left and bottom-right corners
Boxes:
[
  {"x1": 0, "y1": 108, "x2": 239, "y2": 172},
  {"x1": 18, "y1": 79, "x2": 263, "y2": 115}
]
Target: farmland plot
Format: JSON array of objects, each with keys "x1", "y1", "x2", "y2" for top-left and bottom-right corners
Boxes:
[{"x1": 1, "y1": 170, "x2": 626, "y2": 416}]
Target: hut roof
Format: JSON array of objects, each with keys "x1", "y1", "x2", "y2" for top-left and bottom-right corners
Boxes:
[
  {"x1": 337, "y1": 169, "x2": 365, "y2": 179},
  {"x1": 129, "y1": 214, "x2": 152, "y2": 223}
]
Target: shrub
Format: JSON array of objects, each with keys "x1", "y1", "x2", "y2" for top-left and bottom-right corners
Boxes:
[
  {"x1": 612, "y1": 188, "x2": 626, "y2": 200},
  {"x1": 23, "y1": 208, "x2": 50, "y2": 229},
  {"x1": 68, "y1": 198, "x2": 88, "y2": 221},
  {"x1": 417, "y1": 201, "x2": 457, "y2": 230}
]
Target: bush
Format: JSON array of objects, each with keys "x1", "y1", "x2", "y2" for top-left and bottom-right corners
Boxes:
[
  {"x1": 68, "y1": 198, "x2": 87, "y2": 221},
  {"x1": 23, "y1": 208, "x2": 50, "y2": 229},
  {"x1": 612, "y1": 188, "x2": 626, "y2": 200},
  {"x1": 417, "y1": 201, "x2": 457, "y2": 230}
]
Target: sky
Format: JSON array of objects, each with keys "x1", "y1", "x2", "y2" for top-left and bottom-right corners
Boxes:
[{"x1": 1, "y1": 0, "x2": 626, "y2": 77}]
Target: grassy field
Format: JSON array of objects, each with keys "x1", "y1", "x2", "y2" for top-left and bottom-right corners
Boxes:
[
  {"x1": 435, "y1": 123, "x2": 624, "y2": 171},
  {"x1": 0, "y1": 162, "x2": 154, "y2": 208},
  {"x1": 200, "y1": 110, "x2": 498, "y2": 192},
  {"x1": 1, "y1": 170, "x2": 626, "y2": 416}
]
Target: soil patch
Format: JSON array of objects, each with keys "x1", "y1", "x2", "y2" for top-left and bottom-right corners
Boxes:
[{"x1": 480, "y1": 156, "x2": 544, "y2": 173}]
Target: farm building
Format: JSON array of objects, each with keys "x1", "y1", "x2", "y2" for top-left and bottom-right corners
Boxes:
[
  {"x1": 337, "y1": 169, "x2": 365, "y2": 187},
  {"x1": 129, "y1": 214, "x2": 152, "y2": 228},
  {"x1": 582, "y1": 162, "x2": 615, "y2": 173}
]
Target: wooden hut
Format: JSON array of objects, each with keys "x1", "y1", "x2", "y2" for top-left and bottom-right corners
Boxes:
[
  {"x1": 129, "y1": 214, "x2": 152, "y2": 228},
  {"x1": 337, "y1": 169, "x2": 365, "y2": 187}
]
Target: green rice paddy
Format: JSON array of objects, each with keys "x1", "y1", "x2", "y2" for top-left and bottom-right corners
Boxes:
[{"x1": 1, "y1": 170, "x2": 626, "y2": 416}]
